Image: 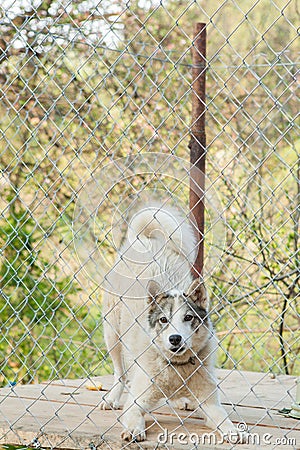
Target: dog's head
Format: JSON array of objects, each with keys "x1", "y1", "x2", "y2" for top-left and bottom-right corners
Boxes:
[{"x1": 147, "y1": 278, "x2": 211, "y2": 359}]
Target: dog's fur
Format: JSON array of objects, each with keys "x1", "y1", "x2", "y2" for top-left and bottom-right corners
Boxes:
[{"x1": 100, "y1": 205, "x2": 242, "y2": 442}]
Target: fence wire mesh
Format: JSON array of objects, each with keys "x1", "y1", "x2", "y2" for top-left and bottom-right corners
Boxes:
[{"x1": 0, "y1": 0, "x2": 299, "y2": 449}]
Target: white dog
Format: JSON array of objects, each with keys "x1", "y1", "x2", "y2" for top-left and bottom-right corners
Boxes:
[{"x1": 100, "y1": 205, "x2": 245, "y2": 443}]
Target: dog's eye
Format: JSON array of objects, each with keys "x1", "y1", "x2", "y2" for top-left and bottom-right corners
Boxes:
[
  {"x1": 184, "y1": 314, "x2": 193, "y2": 322},
  {"x1": 159, "y1": 316, "x2": 168, "y2": 324}
]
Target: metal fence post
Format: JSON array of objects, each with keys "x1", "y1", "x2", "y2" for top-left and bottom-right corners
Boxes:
[{"x1": 189, "y1": 22, "x2": 207, "y2": 278}]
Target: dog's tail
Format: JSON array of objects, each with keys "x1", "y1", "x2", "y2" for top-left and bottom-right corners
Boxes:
[{"x1": 127, "y1": 205, "x2": 196, "y2": 264}]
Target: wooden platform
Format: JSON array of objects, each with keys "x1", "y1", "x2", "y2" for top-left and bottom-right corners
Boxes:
[{"x1": 0, "y1": 369, "x2": 299, "y2": 450}]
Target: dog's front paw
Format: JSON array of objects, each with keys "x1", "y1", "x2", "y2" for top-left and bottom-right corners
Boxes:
[
  {"x1": 121, "y1": 414, "x2": 146, "y2": 442},
  {"x1": 99, "y1": 397, "x2": 120, "y2": 410},
  {"x1": 121, "y1": 427, "x2": 146, "y2": 442}
]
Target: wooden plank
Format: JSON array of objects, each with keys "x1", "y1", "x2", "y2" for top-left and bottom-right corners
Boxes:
[
  {"x1": 217, "y1": 369, "x2": 297, "y2": 410},
  {"x1": 1, "y1": 395, "x2": 299, "y2": 450},
  {"x1": 1, "y1": 369, "x2": 296, "y2": 411},
  {"x1": 0, "y1": 384, "x2": 103, "y2": 406},
  {"x1": 154, "y1": 404, "x2": 300, "y2": 431},
  {"x1": 0, "y1": 370, "x2": 299, "y2": 450},
  {"x1": 41, "y1": 375, "x2": 113, "y2": 390},
  {"x1": 61, "y1": 369, "x2": 297, "y2": 411},
  {"x1": 1, "y1": 382, "x2": 298, "y2": 430}
]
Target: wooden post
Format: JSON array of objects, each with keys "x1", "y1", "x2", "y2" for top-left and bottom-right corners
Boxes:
[{"x1": 189, "y1": 22, "x2": 207, "y2": 278}]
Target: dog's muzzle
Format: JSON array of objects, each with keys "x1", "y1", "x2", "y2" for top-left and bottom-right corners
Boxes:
[{"x1": 169, "y1": 334, "x2": 185, "y2": 353}]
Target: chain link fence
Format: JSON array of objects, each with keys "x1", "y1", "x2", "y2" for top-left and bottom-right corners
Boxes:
[{"x1": 0, "y1": 0, "x2": 299, "y2": 449}]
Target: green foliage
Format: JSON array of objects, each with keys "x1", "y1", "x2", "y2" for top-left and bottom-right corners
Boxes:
[
  {"x1": 0, "y1": 209, "x2": 69, "y2": 321},
  {"x1": 0, "y1": 202, "x2": 104, "y2": 385}
]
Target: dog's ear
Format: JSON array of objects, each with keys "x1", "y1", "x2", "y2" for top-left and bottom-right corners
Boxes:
[
  {"x1": 147, "y1": 280, "x2": 161, "y2": 302},
  {"x1": 186, "y1": 278, "x2": 209, "y2": 311}
]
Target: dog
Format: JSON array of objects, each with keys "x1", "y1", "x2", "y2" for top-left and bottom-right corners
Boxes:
[{"x1": 100, "y1": 205, "x2": 245, "y2": 442}]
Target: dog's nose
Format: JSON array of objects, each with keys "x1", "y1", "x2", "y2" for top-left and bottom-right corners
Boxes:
[{"x1": 169, "y1": 334, "x2": 182, "y2": 346}]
